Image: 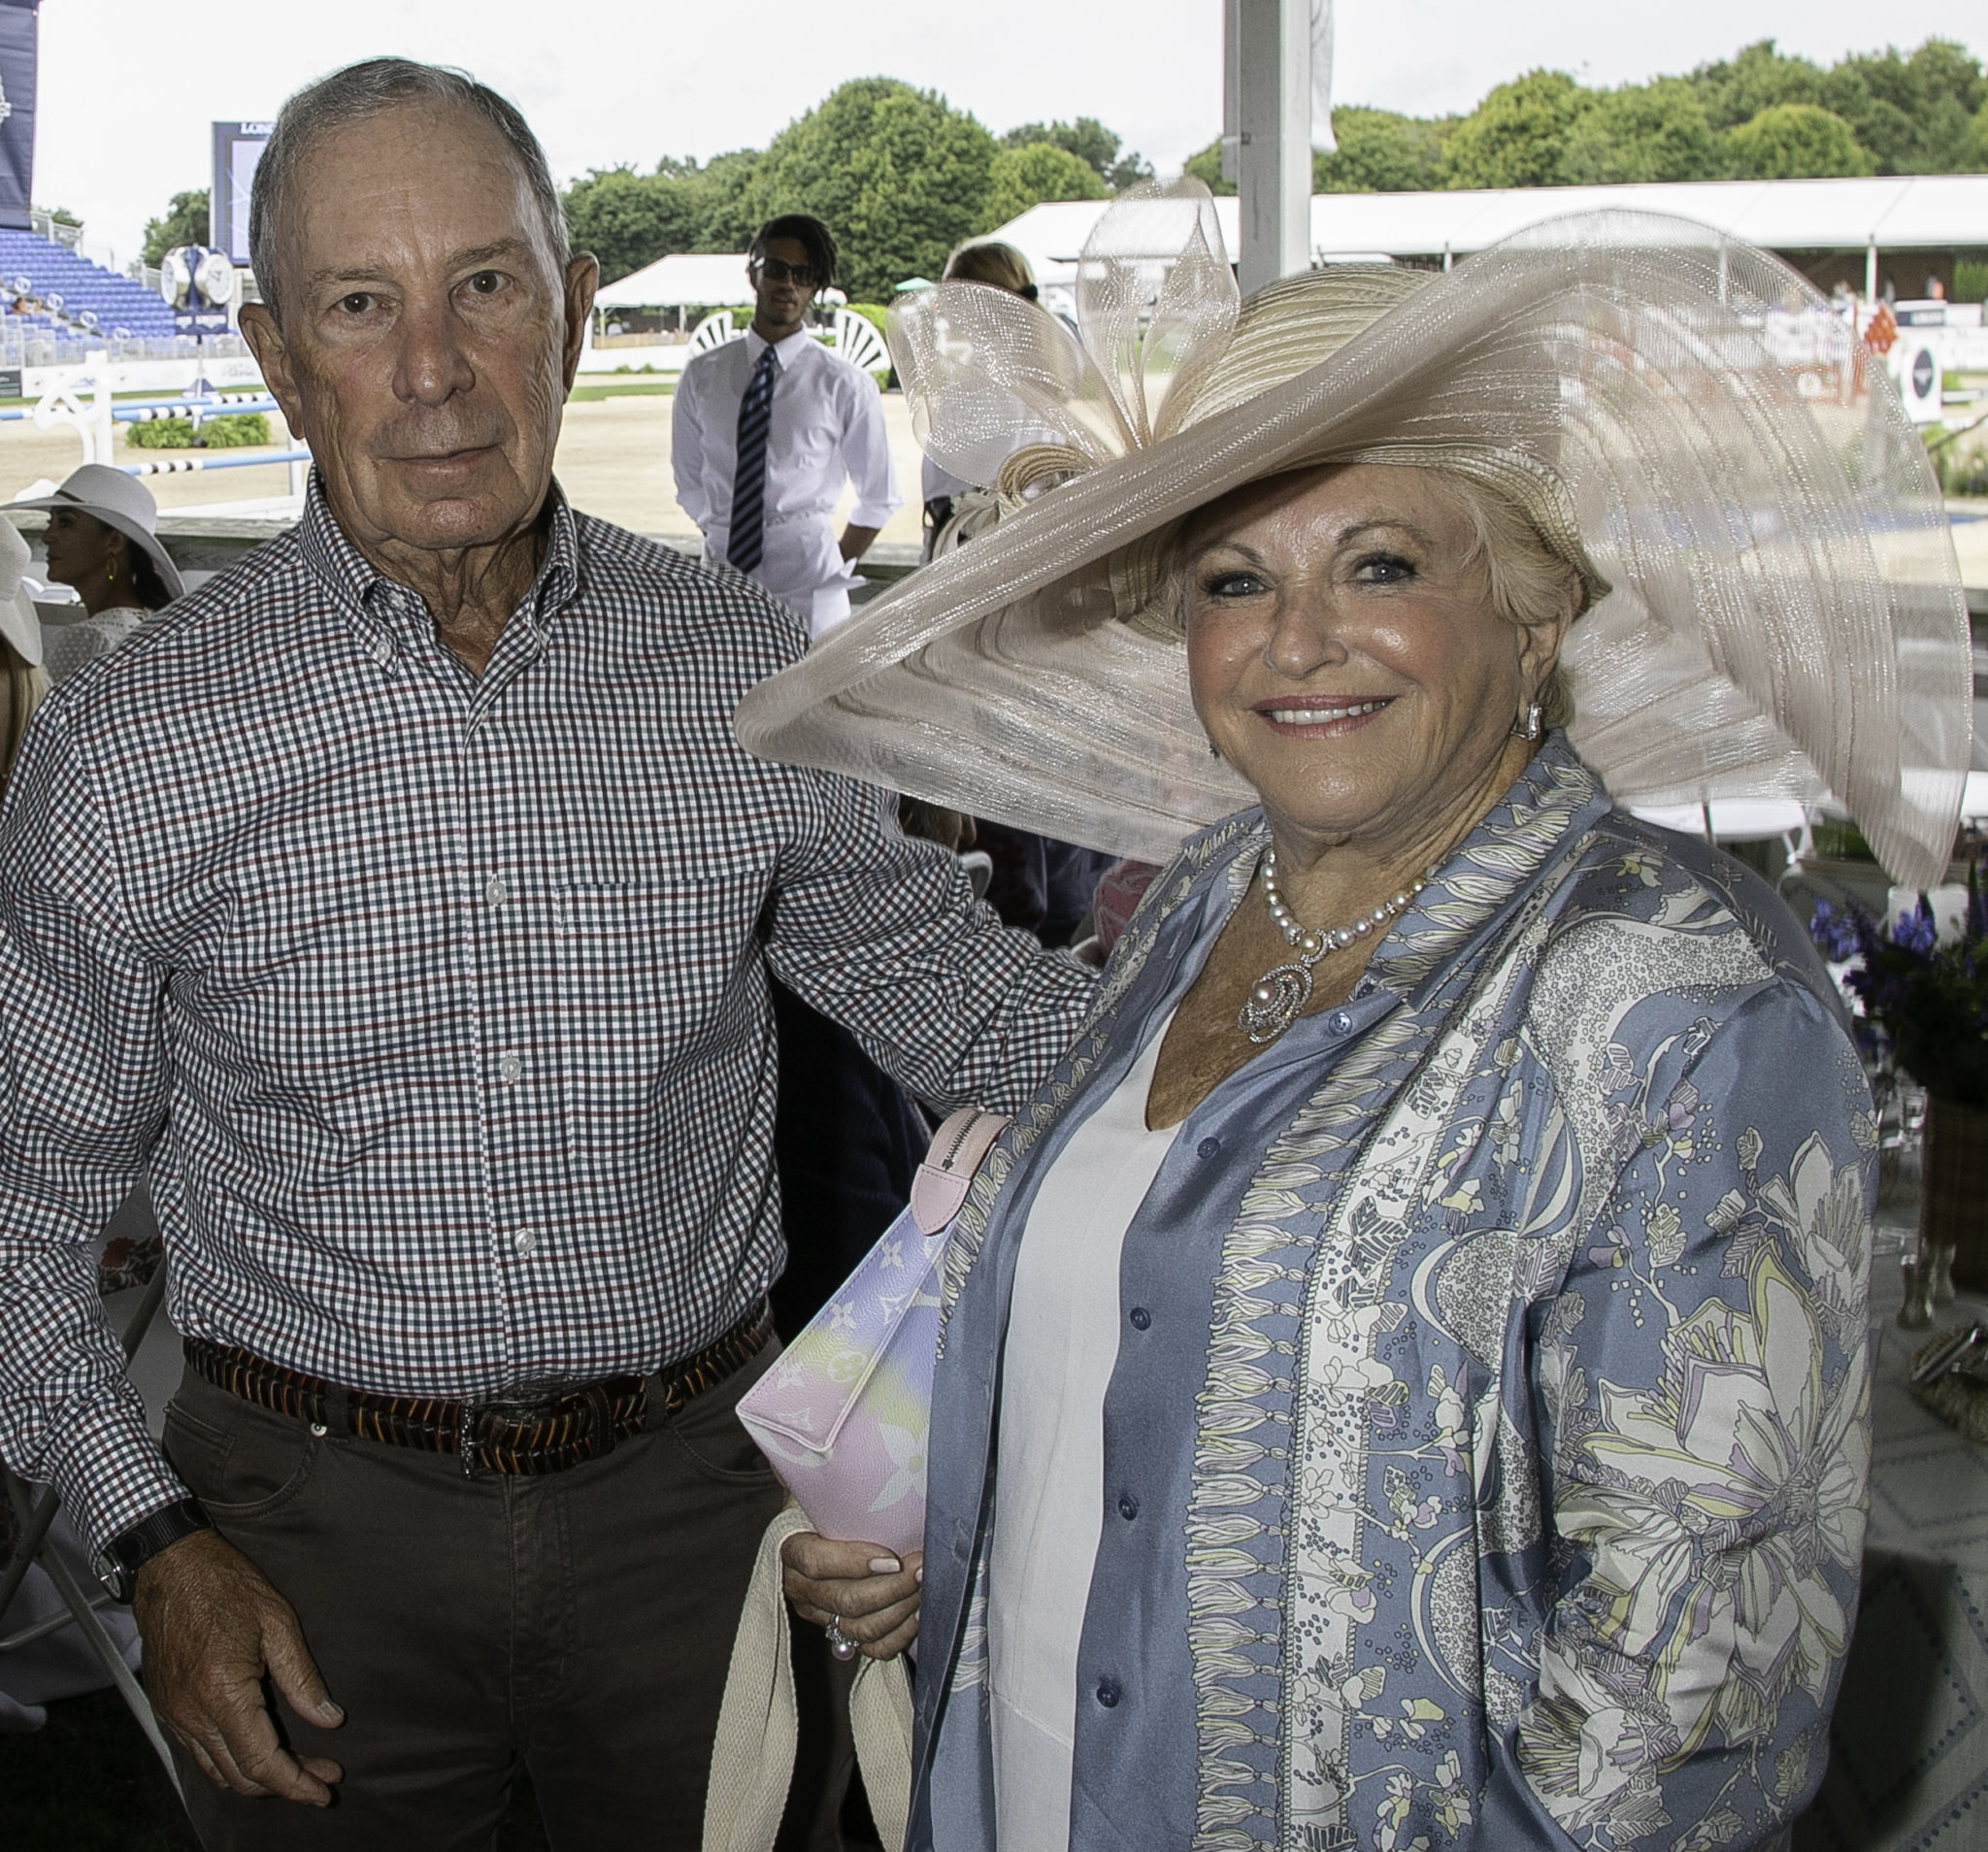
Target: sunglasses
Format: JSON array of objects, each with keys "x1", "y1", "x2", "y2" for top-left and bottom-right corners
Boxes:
[{"x1": 750, "y1": 257, "x2": 823, "y2": 290}]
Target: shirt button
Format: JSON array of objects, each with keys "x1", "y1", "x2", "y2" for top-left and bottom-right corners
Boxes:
[
  {"x1": 1196, "y1": 1137, "x2": 1220, "y2": 1160},
  {"x1": 1129, "y1": 1306, "x2": 1151, "y2": 1331},
  {"x1": 372, "y1": 636, "x2": 395, "y2": 667},
  {"x1": 1095, "y1": 1678, "x2": 1120, "y2": 1708},
  {"x1": 484, "y1": 876, "x2": 510, "y2": 905},
  {"x1": 1329, "y1": 1009, "x2": 1353, "y2": 1036},
  {"x1": 513, "y1": 1228, "x2": 538, "y2": 1256},
  {"x1": 498, "y1": 1053, "x2": 523, "y2": 1082},
  {"x1": 1118, "y1": 1494, "x2": 1139, "y2": 1521}
]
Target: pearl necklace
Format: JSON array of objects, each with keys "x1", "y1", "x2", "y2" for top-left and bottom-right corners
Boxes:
[{"x1": 1236, "y1": 848, "x2": 1432, "y2": 1044}]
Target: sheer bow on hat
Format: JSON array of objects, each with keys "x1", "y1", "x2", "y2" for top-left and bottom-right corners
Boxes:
[{"x1": 738, "y1": 182, "x2": 1971, "y2": 889}]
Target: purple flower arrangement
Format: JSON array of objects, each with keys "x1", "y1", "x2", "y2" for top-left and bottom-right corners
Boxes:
[{"x1": 1812, "y1": 866, "x2": 1988, "y2": 1109}]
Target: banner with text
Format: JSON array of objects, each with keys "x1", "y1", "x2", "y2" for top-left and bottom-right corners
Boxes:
[
  {"x1": 211, "y1": 121, "x2": 271, "y2": 267},
  {"x1": 0, "y1": 2, "x2": 40, "y2": 231}
]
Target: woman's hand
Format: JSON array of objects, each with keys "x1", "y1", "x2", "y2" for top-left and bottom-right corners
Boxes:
[{"x1": 781, "y1": 1531, "x2": 922, "y2": 1661}]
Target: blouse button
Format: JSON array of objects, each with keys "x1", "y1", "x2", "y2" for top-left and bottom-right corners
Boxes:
[
  {"x1": 1329, "y1": 1009, "x2": 1354, "y2": 1036},
  {"x1": 1128, "y1": 1306, "x2": 1151, "y2": 1331},
  {"x1": 1095, "y1": 1678, "x2": 1120, "y2": 1708},
  {"x1": 1118, "y1": 1494, "x2": 1139, "y2": 1521},
  {"x1": 1196, "y1": 1137, "x2": 1220, "y2": 1160}
]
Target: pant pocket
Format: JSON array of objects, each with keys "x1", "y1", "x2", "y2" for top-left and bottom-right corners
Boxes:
[
  {"x1": 663, "y1": 1335, "x2": 782, "y2": 1484},
  {"x1": 163, "y1": 1383, "x2": 322, "y2": 1522}
]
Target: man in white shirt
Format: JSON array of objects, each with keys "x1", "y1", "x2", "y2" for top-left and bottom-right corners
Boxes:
[{"x1": 672, "y1": 215, "x2": 899, "y2": 638}]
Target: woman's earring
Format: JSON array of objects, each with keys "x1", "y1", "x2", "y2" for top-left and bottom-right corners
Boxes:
[{"x1": 1511, "y1": 699, "x2": 1542, "y2": 743}]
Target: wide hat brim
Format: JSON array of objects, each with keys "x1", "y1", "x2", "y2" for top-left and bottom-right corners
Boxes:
[
  {"x1": 735, "y1": 209, "x2": 1971, "y2": 891},
  {"x1": 0, "y1": 517, "x2": 41, "y2": 666},
  {"x1": 9, "y1": 491, "x2": 185, "y2": 602}
]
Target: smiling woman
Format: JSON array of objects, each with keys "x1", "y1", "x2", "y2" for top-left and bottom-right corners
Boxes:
[{"x1": 746, "y1": 184, "x2": 1971, "y2": 1851}]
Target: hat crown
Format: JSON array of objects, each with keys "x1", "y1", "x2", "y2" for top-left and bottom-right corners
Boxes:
[{"x1": 52, "y1": 464, "x2": 160, "y2": 536}]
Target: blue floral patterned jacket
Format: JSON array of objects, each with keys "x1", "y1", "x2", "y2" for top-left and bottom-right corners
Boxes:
[{"x1": 911, "y1": 739, "x2": 1873, "y2": 1852}]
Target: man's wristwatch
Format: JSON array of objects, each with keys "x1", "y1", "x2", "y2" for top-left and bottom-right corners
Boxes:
[{"x1": 93, "y1": 1497, "x2": 214, "y2": 1604}]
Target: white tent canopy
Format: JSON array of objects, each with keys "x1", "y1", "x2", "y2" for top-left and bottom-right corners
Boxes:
[
  {"x1": 989, "y1": 174, "x2": 1988, "y2": 285},
  {"x1": 595, "y1": 252, "x2": 750, "y2": 310}
]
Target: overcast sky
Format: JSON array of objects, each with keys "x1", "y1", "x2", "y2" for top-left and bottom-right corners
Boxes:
[{"x1": 32, "y1": 0, "x2": 1988, "y2": 270}]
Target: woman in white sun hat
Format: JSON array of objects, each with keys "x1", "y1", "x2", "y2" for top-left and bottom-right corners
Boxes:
[
  {"x1": 10, "y1": 463, "x2": 183, "y2": 685},
  {"x1": 750, "y1": 184, "x2": 1971, "y2": 1850}
]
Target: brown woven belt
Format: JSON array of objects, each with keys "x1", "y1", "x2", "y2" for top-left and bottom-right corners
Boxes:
[{"x1": 183, "y1": 1299, "x2": 774, "y2": 1477}]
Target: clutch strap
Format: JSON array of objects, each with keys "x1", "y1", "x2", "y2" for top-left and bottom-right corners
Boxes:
[{"x1": 909, "y1": 1108, "x2": 1011, "y2": 1235}]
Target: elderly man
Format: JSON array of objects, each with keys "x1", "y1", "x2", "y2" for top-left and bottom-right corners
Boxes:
[{"x1": 0, "y1": 59, "x2": 1091, "y2": 1849}]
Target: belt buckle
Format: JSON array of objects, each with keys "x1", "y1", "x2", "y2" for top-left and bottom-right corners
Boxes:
[{"x1": 460, "y1": 1384, "x2": 551, "y2": 1478}]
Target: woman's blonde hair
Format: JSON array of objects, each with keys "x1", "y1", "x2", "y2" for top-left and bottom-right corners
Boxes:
[
  {"x1": 1, "y1": 637, "x2": 46, "y2": 787},
  {"x1": 943, "y1": 241, "x2": 1037, "y2": 299},
  {"x1": 1437, "y1": 469, "x2": 1583, "y2": 730}
]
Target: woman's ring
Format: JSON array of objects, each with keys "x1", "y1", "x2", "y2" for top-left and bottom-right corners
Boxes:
[{"x1": 826, "y1": 1614, "x2": 858, "y2": 1661}]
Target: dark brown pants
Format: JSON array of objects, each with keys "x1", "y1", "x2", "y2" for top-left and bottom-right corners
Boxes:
[{"x1": 159, "y1": 1341, "x2": 784, "y2": 1852}]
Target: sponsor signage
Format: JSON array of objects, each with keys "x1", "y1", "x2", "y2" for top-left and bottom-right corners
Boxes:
[
  {"x1": 211, "y1": 121, "x2": 272, "y2": 268},
  {"x1": 0, "y1": 2, "x2": 38, "y2": 232}
]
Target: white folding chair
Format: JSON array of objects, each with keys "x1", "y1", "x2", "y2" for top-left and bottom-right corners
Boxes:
[
  {"x1": 829, "y1": 307, "x2": 888, "y2": 375},
  {"x1": 688, "y1": 309, "x2": 744, "y2": 354},
  {"x1": 0, "y1": 1206, "x2": 182, "y2": 1796}
]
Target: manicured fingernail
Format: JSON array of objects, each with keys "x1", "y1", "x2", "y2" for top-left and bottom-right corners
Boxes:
[
  {"x1": 869, "y1": 1557, "x2": 901, "y2": 1574},
  {"x1": 914, "y1": 1565, "x2": 924, "y2": 1584}
]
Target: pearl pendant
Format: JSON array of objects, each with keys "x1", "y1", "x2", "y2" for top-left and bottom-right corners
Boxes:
[{"x1": 1242, "y1": 849, "x2": 1438, "y2": 1045}]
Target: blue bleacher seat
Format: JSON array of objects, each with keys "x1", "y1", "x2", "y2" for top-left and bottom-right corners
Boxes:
[{"x1": 0, "y1": 231, "x2": 177, "y2": 340}]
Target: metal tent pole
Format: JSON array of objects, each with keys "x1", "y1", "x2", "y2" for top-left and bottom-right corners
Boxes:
[{"x1": 1224, "y1": 0, "x2": 1313, "y2": 295}]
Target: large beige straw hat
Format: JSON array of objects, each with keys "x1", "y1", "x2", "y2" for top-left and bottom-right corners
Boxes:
[{"x1": 735, "y1": 182, "x2": 1971, "y2": 890}]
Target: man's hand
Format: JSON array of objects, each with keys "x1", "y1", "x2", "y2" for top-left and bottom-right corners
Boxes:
[
  {"x1": 838, "y1": 523, "x2": 881, "y2": 564},
  {"x1": 133, "y1": 1528, "x2": 345, "y2": 1803},
  {"x1": 781, "y1": 1531, "x2": 922, "y2": 1660}
]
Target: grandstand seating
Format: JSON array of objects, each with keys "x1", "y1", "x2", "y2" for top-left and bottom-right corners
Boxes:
[{"x1": 0, "y1": 229, "x2": 180, "y2": 364}]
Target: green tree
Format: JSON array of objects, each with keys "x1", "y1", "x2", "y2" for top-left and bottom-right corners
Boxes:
[
  {"x1": 746, "y1": 79, "x2": 998, "y2": 301},
  {"x1": 1824, "y1": 42, "x2": 1984, "y2": 172},
  {"x1": 1441, "y1": 70, "x2": 1593, "y2": 189},
  {"x1": 1184, "y1": 110, "x2": 1452, "y2": 197},
  {"x1": 142, "y1": 189, "x2": 209, "y2": 264},
  {"x1": 1557, "y1": 79, "x2": 1720, "y2": 183},
  {"x1": 1181, "y1": 137, "x2": 1233, "y2": 195},
  {"x1": 1723, "y1": 103, "x2": 1874, "y2": 179},
  {"x1": 561, "y1": 166, "x2": 702, "y2": 282},
  {"x1": 1002, "y1": 116, "x2": 1151, "y2": 190},
  {"x1": 980, "y1": 142, "x2": 1107, "y2": 228},
  {"x1": 1688, "y1": 41, "x2": 1828, "y2": 131},
  {"x1": 1312, "y1": 106, "x2": 1450, "y2": 192},
  {"x1": 689, "y1": 149, "x2": 767, "y2": 250}
]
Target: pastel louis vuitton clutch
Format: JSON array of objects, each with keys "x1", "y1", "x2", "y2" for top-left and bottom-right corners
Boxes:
[{"x1": 736, "y1": 1108, "x2": 1007, "y2": 1558}]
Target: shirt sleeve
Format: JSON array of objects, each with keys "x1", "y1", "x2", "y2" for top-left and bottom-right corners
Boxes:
[
  {"x1": 761, "y1": 769, "x2": 1096, "y2": 1115},
  {"x1": 0, "y1": 702, "x2": 186, "y2": 1554},
  {"x1": 1512, "y1": 979, "x2": 1872, "y2": 1846},
  {"x1": 838, "y1": 369, "x2": 900, "y2": 530},
  {"x1": 672, "y1": 360, "x2": 710, "y2": 534}
]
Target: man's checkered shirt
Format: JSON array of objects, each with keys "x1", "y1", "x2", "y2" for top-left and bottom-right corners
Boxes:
[{"x1": 0, "y1": 483, "x2": 1096, "y2": 1552}]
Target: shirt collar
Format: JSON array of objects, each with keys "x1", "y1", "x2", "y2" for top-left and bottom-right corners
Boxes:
[
  {"x1": 298, "y1": 473, "x2": 584, "y2": 642},
  {"x1": 744, "y1": 324, "x2": 815, "y2": 365},
  {"x1": 1173, "y1": 736, "x2": 1611, "y2": 1016},
  {"x1": 1360, "y1": 735, "x2": 1612, "y2": 1005}
]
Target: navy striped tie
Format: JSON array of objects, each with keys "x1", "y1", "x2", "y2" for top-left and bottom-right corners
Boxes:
[{"x1": 726, "y1": 345, "x2": 779, "y2": 576}]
